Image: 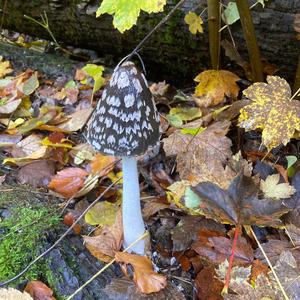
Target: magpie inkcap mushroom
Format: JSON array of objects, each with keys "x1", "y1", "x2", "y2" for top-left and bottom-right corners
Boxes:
[{"x1": 87, "y1": 61, "x2": 160, "y2": 255}]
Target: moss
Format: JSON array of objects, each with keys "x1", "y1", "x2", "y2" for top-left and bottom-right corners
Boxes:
[{"x1": 0, "y1": 205, "x2": 61, "y2": 285}]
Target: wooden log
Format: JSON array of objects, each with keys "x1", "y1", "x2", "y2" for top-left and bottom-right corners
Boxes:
[{"x1": 0, "y1": 0, "x2": 299, "y2": 86}]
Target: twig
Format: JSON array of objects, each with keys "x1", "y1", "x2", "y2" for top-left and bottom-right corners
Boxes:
[
  {"x1": 66, "y1": 231, "x2": 149, "y2": 300},
  {"x1": 0, "y1": 178, "x2": 121, "y2": 287},
  {"x1": 250, "y1": 227, "x2": 290, "y2": 300}
]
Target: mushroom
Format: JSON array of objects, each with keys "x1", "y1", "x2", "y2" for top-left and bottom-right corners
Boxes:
[{"x1": 87, "y1": 61, "x2": 160, "y2": 255}]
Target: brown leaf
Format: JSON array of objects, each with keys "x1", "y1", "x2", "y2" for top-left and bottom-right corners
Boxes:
[
  {"x1": 192, "y1": 230, "x2": 253, "y2": 265},
  {"x1": 48, "y1": 167, "x2": 88, "y2": 198},
  {"x1": 250, "y1": 259, "x2": 269, "y2": 283},
  {"x1": 115, "y1": 252, "x2": 167, "y2": 294},
  {"x1": 104, "y1": 277, "x2": 185, "y2": 300},
  {"x1": 195, "y1": 266, "x2": 223, "y2": 300},
  {"x1": 24, "y1": 280, "x2": 56, "y2": 300},
  {"x1": 17, "y1": 160, "x2": 55, "y2": 187},
  {"x1": 84, "y1": 210, "x2": 123, "y2": 262},
  {"x1": 142, "y1": 198, "x2": 170, "y2": 220},
  {"x1": 163, "y1": 121, "x2": 233, "y2": 188},
  {"x1": 171, "y1": 215, "x2": 225, "y2": 252},
  {"x1": 90, "y1": 153, "x2": 117, "y2": 176},
  {"x1": 57, "y1": 108, "x2": 93, "y2": 131},
  {"x1": 191, "y1": 174, "x2": 290, "y2": 227},
  {"x1": 194, "y1": 70, "x2": 240, "y2": 107}
]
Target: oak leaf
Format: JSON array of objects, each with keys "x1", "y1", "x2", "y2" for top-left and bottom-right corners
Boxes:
[
  {"x1": 194, "y1": 70, "x2": 240, "y2": 107},
  {"x1": 115, "y1": 252, "x2": 167, "y2": 294},
  {"x1": 238, "y1": 75, "x2": 300, "y2": 150}
]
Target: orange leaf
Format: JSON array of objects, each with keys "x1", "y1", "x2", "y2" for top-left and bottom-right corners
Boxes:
[
  {"x1": 84, "y1": 210, "x2": 123, "y2": 262},
  {"x1": 91, "y1": 153, "x2": 117, "y2": 176},
  {"x1": 48, "y1": 167, "x2": 88, "y2": 198},
  {"x1": 24, "y1": 280, "x2": 56, "y2": 300},
  {"x1": 115, "y1": 252, "x2": 167, "y2": 294}
]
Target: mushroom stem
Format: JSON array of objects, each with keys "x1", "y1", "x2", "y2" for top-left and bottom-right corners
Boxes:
[{"x1": 122, "y1": 156, "x2": 145, "y2": 255}]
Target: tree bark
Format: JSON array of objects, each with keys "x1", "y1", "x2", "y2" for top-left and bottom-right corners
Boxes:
[{"x1": 0, "y1": 0, "x2": 299, "y2": 86}]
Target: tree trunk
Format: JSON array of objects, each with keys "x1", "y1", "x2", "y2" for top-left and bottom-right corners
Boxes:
[{"x1": 0, "y1": 0, "x2": 299, "y2": 86}]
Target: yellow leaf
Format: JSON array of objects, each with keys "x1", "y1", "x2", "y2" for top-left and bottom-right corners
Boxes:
[
  {"x1": 194, "y1": 70, "x2": 240, "y2": 107},
  {"x1": 184, "y1": 12, "x2": 203, "y2": 34},
  {"x1": 238, "y1": 76, "x2": 300, "y2": 150},
  {"x1": 85, "y1": 201, "x2": 118, "y2": 226},
  {"x1": 0, "y1": 59, "x2": 13, "y2": 79}
]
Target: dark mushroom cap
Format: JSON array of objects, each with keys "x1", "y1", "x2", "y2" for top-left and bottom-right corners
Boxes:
[{"x1": 87, "y1": 61, "x2": 160, "y2": 156}]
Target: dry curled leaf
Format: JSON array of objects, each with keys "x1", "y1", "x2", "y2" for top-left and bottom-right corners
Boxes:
[
  {"x1": 239, "y1": 76, "x2": 300, "y2": 150},
  {"x1": 48, "y1": 167, "x2": 88, "y2": 198},
  {"x1": 194, "y1": 70, "x2": 240, "y2": 107},
  {"x1": 25, "y1": 280, "x2": 56, "y2": 300},
  {"x1": 115, "y1": 252, "x2": 167, "y2": 294}
]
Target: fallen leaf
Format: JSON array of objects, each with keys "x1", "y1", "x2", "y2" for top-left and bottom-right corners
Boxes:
[
  {"x1": 0, "y1": 96, "x2": 22, "y2": 114},
  {"x1": 85, "y1": 201, "x2": 118, "y2": 226},
  {"x1": 142, "y1": 198, "x2": 170, "y2": 220},
  {"x1": 171, "y1": 215, "x2": 225, "y2": 251},
  {"x1": 48, "y1": 167, "x2": 88, "y2": 198},
  {"x1": 0, "y1": 133, "x2": 22, "y2": 147},
  {"x1": 57, "y1": 108, "x2": 93, "y2": 131},
  {"x1": 0, "y1": 288, "x2": 33, "y2": 300},
  {"x1": 24, "y1": 280, "x2": 56, "y2": 300},
  {"x1": 84, "y1": 210, "x2": 123, "y2": 262},
  {"x1": 190, "y1": 174, "x2": 290, "y2": 227},
  {"x1": 194, "y1": 70, "x2": 240, "y2": 107},
  {"x1": 271, "y1": 251, "x2": 300, "y2": 299},
  {"x1": 90, "y1": 153, "x2": 117, "y2": 176},
  {"x1": 163, "y1": 121, "x2": 233, "y2": 188},
  {"x1": 260, "y1": 174, "x2": 296, "y2": 199},
  {"x1": 104, "y1": 277, "x2": 185, "y2": 300},
  {"x1": 19, "y1": 72, "x2": 39, "y2": 95},
  {"x1": 115, "y1": 252, "x2": 167, "y2": 294},
  {"x1": 0, "y1": 58, "x2": 13, "y2": 79},
  {"x1": 17, "y1": 160, "x2": 55, "y2": 187},
  {"x1": 63, "y1": 212, "x2": 81, "y2": 234},
  {"x1": 192, "y1": 231, "x2": 253, "y2": 265},
  {"x1": 239, "y1": 75, "x2": 300, "y2": 150},
  {"x1": 166, "y1": 107, "x2": 202, "y2": 127},
  {"x1": 195, "y1": 266, "x2": 223, "y2": 300},
  {"x1": 184, "y1": 12, "x2": 203, "y2": 34},
  {"x1": 70, "y1": 143, "x2": 95, "y2": 165}
]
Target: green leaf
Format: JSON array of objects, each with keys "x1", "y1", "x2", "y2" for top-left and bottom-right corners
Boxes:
[
  {"x1": 180, "y1": 127, "x2": 206, "y2": 136},
  {"x1": 286, "y1": 155, "x2": 297, "y2": 177},
  {"x1": 166, "y1": 107, "x2": 202, "y2": 127},
  {"x1": 222, "y1": 2, "x2": 240, "y2": 25},
  {"x1": 22, "y1": 73, "x2": 39, "y2": 95},
  {"x1": 81, "y1": 64, "x2": 105, "y2": 94},
  {"x1": 65, "y1": 80, "x2": 76, "y2": 89},
  {"x1": 96, "y1": 0, "x2": 167, "y2": 33},
  {"x1": 184, "y1": 187, "x2": 201, "y2": 209}
]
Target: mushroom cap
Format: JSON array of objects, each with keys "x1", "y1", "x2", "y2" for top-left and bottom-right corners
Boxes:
[{"x1": 87, "y1": 61, "x2": 160, "y2": 157}]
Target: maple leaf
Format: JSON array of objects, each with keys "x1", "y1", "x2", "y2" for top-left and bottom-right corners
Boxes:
[
  {"x1": 190, "y1": 174, "x2": 290, "y2": 227},
  {"x1": 194, "y1": 70, "x2": 240, "y2": 107},
  {"x1": 260, "y1": 174, "x2": 296, "y2": 199},
  {"x1": 97, "y1": 0, "x2": 167, "y2": 33},
  {"x1": 163, "y1": 121, "x2": 234, "y2": 188},
  {"x1": 238, "y1": 75, "x2": 300, "y2": 150},
  {"x1": 184, "y1": 12, "x2": 203, "y2": 34}
]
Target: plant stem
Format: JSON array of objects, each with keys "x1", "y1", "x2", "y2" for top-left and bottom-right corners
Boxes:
[
  {"x1": 207, "y1": 0, "x2": 221, "y2": 69},
  {"x1": 236, "y1": 0, "x2": 263, "y2": 82},
  {"x1": 122, "y1": 156, "x2": 145, "y2": 255}
]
